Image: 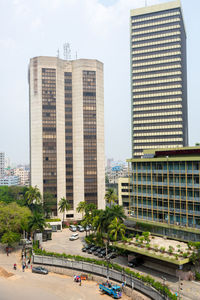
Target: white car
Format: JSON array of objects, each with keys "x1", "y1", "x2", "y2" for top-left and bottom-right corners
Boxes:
[{"x1": 69, "y1": 233, "x2": 79, "y2": 241}]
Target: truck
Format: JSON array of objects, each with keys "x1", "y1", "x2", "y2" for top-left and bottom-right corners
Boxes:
[{"x1": 99, "y1": 282, "x2": 122, "y2": 299}]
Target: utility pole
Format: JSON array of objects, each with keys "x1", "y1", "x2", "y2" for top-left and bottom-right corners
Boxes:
[
  {"x1": 162, "y1": 276, "x2": 166, "y2": 299},
  {"x1": 178, "y1": 276, "x2": 183, "y2": 300}
]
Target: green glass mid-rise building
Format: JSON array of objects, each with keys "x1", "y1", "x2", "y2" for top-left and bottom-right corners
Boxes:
[
  {"x1": 130, "y1": 0, "x2": 188, "y2": 158},
  {"x1": 127, "y1": 147, "x2": 200, "y2": 241}
]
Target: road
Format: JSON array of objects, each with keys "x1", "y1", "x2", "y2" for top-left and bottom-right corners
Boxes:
[
  {"x1": 42, "y1": 229, "x2": 200, "y2": 300},
  {"x1": 0, "y1": 243, "x2": 133, "y2": 300}
]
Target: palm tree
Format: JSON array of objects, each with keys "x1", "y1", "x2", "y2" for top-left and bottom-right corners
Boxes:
[
  {"x1": 105, "y1": 188, "x2": 118, "y2": 207},
  {"x1": 108, "y1": 217, "x2": 126, "y2": 241},
  {"x1": 58, "y1": 197, "x2": 70, "y2": 222},
  {"x1": 76, "y1": 201, "x2": 86, "y2": 219},
  {"x1": 85, "y1": 203, "x2": 97, "y2": 215},
  {"x1": 28, "y1": 212, "x2": 46, "y2": 240},
  {"x1": 25, "y1": 186, "x2": 41, "y2": 207},
  {"x1": 109, "y1": 205, "x2": 126, "y2": 222}
]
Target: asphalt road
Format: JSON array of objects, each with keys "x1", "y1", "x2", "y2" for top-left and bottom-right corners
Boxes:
[
  {"x1": 41, "y1": 229, "x2": 200, "y2": 300},
  {"x1": 0, "y1": 270, "x2": 117, "y2": 300}
]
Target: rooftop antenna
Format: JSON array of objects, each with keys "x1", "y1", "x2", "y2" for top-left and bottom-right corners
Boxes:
[
  {"x1": 57, "y1": 48, "x2": 60, "y2": 58},
  {"x1": 145, "y1": 0, "x2": 147, "y2": 7},
  {"x1": 75, "y1": 51, "x2": 77, "y2": 60},
  {"x1": 63, "y1": 42, "x2": 71, "y2": 60}
]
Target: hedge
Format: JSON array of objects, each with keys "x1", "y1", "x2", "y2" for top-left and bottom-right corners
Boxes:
[{"x1": 33, "y1": 246, "x2": 177, "y2": 299}]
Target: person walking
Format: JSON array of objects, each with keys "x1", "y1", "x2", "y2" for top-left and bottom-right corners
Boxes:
[
  {"x1": 22, "y1": 263, "x2": 26, "y2": 272},
  {"x1": 79, "y1": 278, "x2": 82, "y2": 286}
]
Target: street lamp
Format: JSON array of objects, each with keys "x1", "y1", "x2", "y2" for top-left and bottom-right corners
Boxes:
[
  {"x1": 178, "y1": 276, "x2": 183, "y2": 300},
  {"x1": 161, "y1": 276, "x2": 166, "y2": 299}
]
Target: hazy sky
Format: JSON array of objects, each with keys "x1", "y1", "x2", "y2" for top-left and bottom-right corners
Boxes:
[{"x1": 0, "y1": 0, "x2": 199, "y2": 165}]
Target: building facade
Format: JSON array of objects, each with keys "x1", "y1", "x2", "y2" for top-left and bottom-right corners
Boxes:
[
  {"x1": 14, "y1": 168, "x2": 30, "y2": 186},
  {"x1": 29, "y1": 56, "x2": 105, "y2": 219},
  {"x1": 118, "y1": 177, "x2": 132, "y2": 210},
  {"x1": 127, "y1": 147, "x2": 200, "y2": 241},
  {"x1": 0, "y1": 176, "x2": 20, "y2": 186},
  {"x1": 0, "y1": 152, "x2": 5, "y2": 178},
  {"x1": 130, "y1": 0, "x2": 188, "y2": 158}
]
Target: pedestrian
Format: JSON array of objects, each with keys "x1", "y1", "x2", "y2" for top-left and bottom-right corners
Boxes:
[
  {"x1": 22, "y1": 263, "x2": 25, "y2": 272},
  {"x1": 121, "y1": 282, "x2": 124, "y2": 291},
  {"x1": 79, "y1": 278, "x2": 81, "y2": 286}
]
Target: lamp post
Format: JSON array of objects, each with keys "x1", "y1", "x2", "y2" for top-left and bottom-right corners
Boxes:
[
  {"x1": 178, "y1": 276, "x2": 183, "y2": 300},
  {"x1": 161, "y1": 276, "x2": 166, "y2": 300}
]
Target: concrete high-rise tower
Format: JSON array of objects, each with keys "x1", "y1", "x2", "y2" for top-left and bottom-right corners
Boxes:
[
  {"x1": 29, "y1": 56, "x2": 105, "y2": 219},
  {"x1": 0, "y1": 152, "x2": 5, "y2": 178},
  {"x1": 130, "y1": 0, "x2": 188, "y2": 158}
]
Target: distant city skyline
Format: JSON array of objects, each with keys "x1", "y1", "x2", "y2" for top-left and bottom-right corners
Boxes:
[{"x1": 0, "y1": 0, "x2": 199, "y2": 164}]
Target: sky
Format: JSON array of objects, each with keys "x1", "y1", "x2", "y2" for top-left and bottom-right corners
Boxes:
[{"x1": 0, "y1": 0, "x2": 199, "y2": 165}]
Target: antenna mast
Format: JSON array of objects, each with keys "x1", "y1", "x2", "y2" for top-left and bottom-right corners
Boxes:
[{"x1": 63, "y1": 42, "x2": 71, "y2": 60}]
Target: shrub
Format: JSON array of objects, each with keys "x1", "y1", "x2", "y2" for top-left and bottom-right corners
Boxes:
[
  {"x1": 154, "y1": 245, "x2": 159, "y2": 252},
  {"x1": 146, "y1": 243, "x2": 151, "y2": 250},
  {"x1": 195, "y1": 271, "x2": 200, "y2": 281},
  {"x1": 135, "y1": 234, "x2": 139, "y2": 242},
  {"x1": 33, "y1": 245, "x2": 177, "y2": 299},
  {"x1": 160, "y1": 246, "x2": 165, "y2": 253},
  {"x1": 45, "y1": 218, "x2": 61, "y2": 222}
]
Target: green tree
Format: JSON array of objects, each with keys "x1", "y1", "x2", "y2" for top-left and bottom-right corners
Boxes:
[
  {"x1": 109, "y1": 205, "x2": 126, "y2": 222},
  {"x1": 105, "y1": 174, "x2": 109, "y2": 184},
  {"x1": 85, "y1": 203, "x2": 96, "y2": 215},
  {"x1": 108, "y1": 217, "x2": 126, "y2": 241},
  {"x1": 25, "y1": 186, "x2": 41, "y2": 211},
  {"x1": 0, "y1": 202, "x2": 31, "y2": 236},
  {"x1": 43, "y1": 192, "x2": 56, "y2": 218},
  {"x1": 1, "y1": 231, "x2": 20, "y2": 247},
  {"x1": 76, "y1": 201, "x2": 87, "y2": 219},
  {"x1": 105, "y1": 188, "x2": 118, "y2": 207},
  {"x1": 58, "y1": 197, "x2": 70, "y2": 222},
  {"x1": 0, "y1": 186, "x2": 28, "y2": 206},
  {"x1": 28, "y1": 212, "x2": 46, "y2": 238}
]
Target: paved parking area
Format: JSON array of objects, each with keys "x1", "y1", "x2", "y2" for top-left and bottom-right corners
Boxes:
[
  {"x1": 41, "y1": 229, "x2": 200, "y2": 299},
  {"x1": 42, "y1": 228, "x2": 97, "y2": 259}
]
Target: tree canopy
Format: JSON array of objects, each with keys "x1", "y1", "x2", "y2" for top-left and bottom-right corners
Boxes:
[
  {"x1": 0, "y1": 202, "x2": 31, "y2": 236},
  {"x1": 105, "y1": 188, "x2": 118, "y2": 206},
  {"x1": 58, "y1": 197, "x2": 70, "y2": 221},
  {"x1": 0, "y1": 186, "x2": 28, "y2": 206}
]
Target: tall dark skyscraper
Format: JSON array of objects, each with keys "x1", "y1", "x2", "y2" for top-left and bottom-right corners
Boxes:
[{"x1": 130, "y1": 0, "x2": 188, "y2": 158}]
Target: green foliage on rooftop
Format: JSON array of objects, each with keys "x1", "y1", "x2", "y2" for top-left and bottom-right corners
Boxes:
[{"x1": 33, "y1": 246, "x2": 177, "y2": 300}]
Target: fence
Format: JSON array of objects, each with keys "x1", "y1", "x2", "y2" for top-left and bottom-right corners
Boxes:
[{"x1": 33, "y1": 255, "x2": 165, "y2": 300}]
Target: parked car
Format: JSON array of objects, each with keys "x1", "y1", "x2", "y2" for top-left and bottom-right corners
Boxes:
[
  {"x1": 93, "y1": 247, "x2": 102, "y2": 256},
  {"x1": 32, "y1": 266, "x2": 48, "y2": 275},
  {"x1": 107, "y1": 251, "x2": 117, "y2": 259},
  {"x1": 69, "y1": 225, "x2": 77, "y2": 232},
  {"x1": 128, "y1": 256, "x2": 143, "y2": 267},
  {"x1": 82, "y1": 244, "x2": 93, "y2": 252},
  {"x1": 19, "y1": 238, "x2": 32, "y2": 246},
  {"x1": 77, "y1": 225, "x2": 84, "y2": 232},
  {"x1": 85, "y1": 225, "x2": 92, "y2": 231},
  {"x1": 88, "y1": 246, "x2": 98, "y2": 254},
  {"x1": 69, "y1": 233, "x2": 79, "y2": 241}
]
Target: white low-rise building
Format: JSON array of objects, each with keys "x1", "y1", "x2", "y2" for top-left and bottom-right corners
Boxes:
[
  {"x1": 14, "y1": 168, "x2": 30, "y2": 186},
  {"x1": 0, "y1": 176, "x2": 20, "y2": 186}
]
